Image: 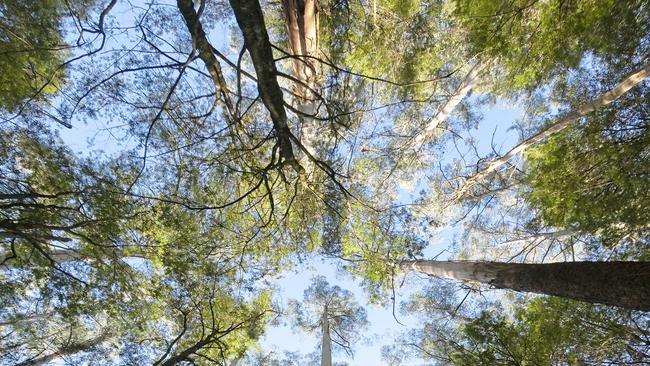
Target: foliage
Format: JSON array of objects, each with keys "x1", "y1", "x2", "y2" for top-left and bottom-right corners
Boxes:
[
  {"x1": 322, "y1": 0, "x2": 452, "y2": 88},
  {"x1": 289, "y1": 276, "x2": 368, "y2": 356},
  {"x1": 442, "y1": 297, "x2": 649, "y2": 365},
  {"x1": 1, "y1": 0, "x2": 649, "y2": 363},
  {"x1": 391, "y1": 295, "x2": 650, "y2": 365},
  {"x1": 0, "y1": 0, "x2": 89, "y2": 111},
  {"x1": 525, "y1": 86, "x2": 650, "y2": 253},
  {"x1": 452, "y1": 0, "x2": 649, "y2": 91}
]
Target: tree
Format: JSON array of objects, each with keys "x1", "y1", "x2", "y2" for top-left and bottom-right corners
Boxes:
[
  {"x1": 451, "y1": 0, "x2": 649, "y2": 92},
  {"x1": 289, "y1": 276, "x2": 368, "y2": 366},
  {"x1": 401, "y1": 260, "x2": 650, "y2": 311},
  {"x1": 402, "y1": 296, "x2": 650, "y2": 365},
  {"x1": 525, "y1": 85, "x2": 650, "y2": 252},
  {"x1": 453, "y1": 61, "x2": 650, "y2": 202}
]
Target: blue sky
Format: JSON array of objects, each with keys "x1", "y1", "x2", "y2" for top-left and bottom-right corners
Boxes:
[
  {"x1": 250, "y1": 101, "x2": 524, "y2": 365},
  {"x1": 51, "y1": 1, "x2": 526, "y2": 363},
  {"x1": 56, "y1": 96, "x2": 523, "y2": 365}
]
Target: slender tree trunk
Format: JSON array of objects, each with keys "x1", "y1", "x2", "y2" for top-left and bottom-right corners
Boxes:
[
  {"x1": 1, "y1": 248, "x2": 144, "y2": 270},
  {"x1": 454, "y1": 62, "x2": 650, "y2": 201},
  {"x1": 15, "y1": 333, "x2": 111, "y2": 366},
  {"x1": 407, "y1": 61, "x2": 486, "y2": 151},
  {"x1": 402, "y1": 260, "x2": 650, "y2": 311},
  {"x1": 321, "y1": 305, "x2": 332, "y2": 366},
  {"x1": 177, "y1": 0, "x2": 240, "y2": 137}
]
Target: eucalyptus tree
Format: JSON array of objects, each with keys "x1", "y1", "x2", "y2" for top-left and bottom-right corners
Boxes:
[
  {"x1": 289, "y1": 276, "x2": 368, "y2": 366},
  {"x1": 0, "y1": 0, "x2": 91, "y2": 112},
  {"x1": 424, "y1": 1, "x2": 650, "y2": 312},
  {"x1": 449, "y1": 0, "x2": 650, "y2": 199},
  {"x1": 331, "y1": 205, "x2": 650, "y2": 310},
  {"x1": 389, "y1": 296, "x2": 650, "y2": 365},
  {"x1": 454, "y1": 62, "x2": 650, "y2": 202},
  {"x1": 525, "y1": 85, "x2": 650, "y2": 255}
]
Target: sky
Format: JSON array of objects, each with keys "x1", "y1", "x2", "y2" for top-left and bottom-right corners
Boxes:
[
  {"x1": 54, "y1": 97, "x2": 523, "y2": 365},
  {"x1": 50, "y1": 1, "x2": 526, "y2": 364},
  {"x1": 251, "y1": 101, "x2": 524, "y2": 365}
]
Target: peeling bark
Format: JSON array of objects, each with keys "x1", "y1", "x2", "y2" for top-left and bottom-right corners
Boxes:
[
  {"x1": 403, "y1": 260, "x2": 650, "y2": 311},
  {"x1": 282, "y1": 0, "x2": 321, "y2": 173},
  {"x1": 454, "y1": 62, "x2": 650, "y2": 201},
  {"x1": 282, "y1": 0, "x2": 319, "y2": 91}
]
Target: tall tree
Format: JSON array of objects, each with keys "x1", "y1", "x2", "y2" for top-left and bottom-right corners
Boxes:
[
  {"x1": 454, "y1": 62, "x2": 650, "y2": 201},
  {"x1": 401, "y1": 260, "x2": 650, "y2": 311},
  {"x1": 289, "y1": 276, "x2": 368, "y2": 366},
  {"x1": 525, "y1": 85, "x2": 650, "y2": 252},
  {"x1": 395, "y1": 296, "x2": 650, "y2": 365}
]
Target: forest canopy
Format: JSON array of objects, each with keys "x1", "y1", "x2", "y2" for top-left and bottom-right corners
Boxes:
[{"x1": 0, "y1": 0, "x2": 649, "y2": 365}]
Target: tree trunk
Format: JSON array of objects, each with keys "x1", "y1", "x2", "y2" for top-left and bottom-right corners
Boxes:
[
  {"x1": 320, "y1": 305, "x2": 332, "y2": 366},
  {"x1": 228, "y1": 0, "x2": 302, "y2": 172},
  {"x1": 407, "y1": 61, "x2": 486, "y2": 151},
  {"x1": 402, "y1": 260, "x2": 650, "y2": 311},
  {"x1": 282, "y1": 0, "x2": 319, "y2": 89},
  {"x1": 1, "y1": 248, "x2": 144, "y2": 270},
  {"x1": 282, "y1": 0, "x2": 321, "y2": 175},
  {"x1": 15, "y1": 332, "x2": 111, "y2": 366},
  {"x1": 177, "y1": 0, "x2": 239, "y2": 137},
  {"x1": 454, "y1": 62, "x2": 650, "y2": 201}
]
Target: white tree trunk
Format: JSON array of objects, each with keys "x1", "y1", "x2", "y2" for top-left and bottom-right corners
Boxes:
[
  {"x1": 1, "y1": 248, "x2": 145, "y2": 270},
  {"x1": 15, "y1": 332, "x2": 111, "y2": 366},
  {"x1": 402, "y1": 260, "x2": 498, "y2": 283},
  {"x1": 320, "y1": 306, "x2": 332, "y2": 366},
  {"x1": 454, "y1": 62, "x2": 650, "y2": 201},
  {"x1": 407, "y1": 61, "x2": 486, "y2": 151},
  {"x1": 297, "y1": 101, "x2": 319, "y2": 176}
]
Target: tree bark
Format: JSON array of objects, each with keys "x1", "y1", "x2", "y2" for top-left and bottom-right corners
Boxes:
[
  {"x1": 15, "y1": 332, "x2": 111, "y2": 366},
  {"x1": 403, "y1": 260, "x2": 650, "y2": 311},
  {"x1": 282, "y1": 0, "x2": 320, "y2": 174},
  {"x1": 320, "y1": 305, "x2": 332, "y2": 366},
  {"x1": 228, "y1": 0, "x2": 302, "y2": 172},
  {"x1": 177, "y1": 0, "x2": 238, "y2": 136},
  {"x1": 407, "y1": 61, "x2": 486, "y2": 151},
  {"x1": 454, "y1": 62, "x2": 650, "y2": 201},
  {"x1": 282, "y1": 0, "x2": 319, "y2": 90}
]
